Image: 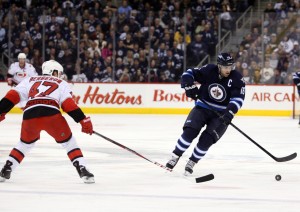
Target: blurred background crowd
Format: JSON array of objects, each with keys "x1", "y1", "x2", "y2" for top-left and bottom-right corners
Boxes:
[{"x1": 0, "y1": 0, "x2": 299, "y2": 84}]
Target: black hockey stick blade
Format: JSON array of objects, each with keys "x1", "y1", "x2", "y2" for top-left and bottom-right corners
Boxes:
[
  {"x1": 274, "y1": 152, "x2": 297, "y2": 162},
  {"x1": 195, "y1": 174, "x2": 214, "y2": 183}
]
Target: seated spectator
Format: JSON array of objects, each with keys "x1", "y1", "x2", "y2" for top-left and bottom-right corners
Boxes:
[
  {"x1": 201, "y1": 22, "x2": 217, "y2": 56},
  {"x1": 252, "y1": 68, "x2": 262, "y2": 84},
  {"x1": 131, "y1": 68, "x2": 145, "y2": 82},
  {"x1": 174, "y1": 25, "x2": 191, "y2": 45},
  {"x1": 87, "y1": 40, "x2": 101, "y2": 58},
  {"x1": 271, "y1": 68, "x2": 285, "y2": 84},
  {"x1": 118, "y1": 0, "x2": 132, "y2": 18},
  {"x1": 159, "y1": 71, "x2": 174, "y2": 83},
  {"x1": 92, "y1": 66, "x2": 102, "y2": 82},
  {"x1": 220, "y1": 4, "x2": 234, "y2": 31},
  {"x1": 100, "y1": 66, "x2": 113, "y2": 83},
  {"x1": 187, "y1": 34, "x2": 208, "y2": 66},
  {"x1": 119, "y1": 67, "x2": 131, "y2": 82},
  {"x1": 30, "y1": 49, "x2": 43, "y2": 74},
  {"x1": 82, "y1": 58, "x2": 96, "y2": 82},
  {"x1": 242, "y1": 68, "x2": 252, "y2": 84},
  {"x1": 260, "y1": 60, "x2": 274, "y2": 84}
]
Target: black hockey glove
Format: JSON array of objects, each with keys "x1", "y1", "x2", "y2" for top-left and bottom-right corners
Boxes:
[
  {"x1": 219, "y1": 110, "x2": 234, "y2": 125},
  {"x1": 184, "y1": 84, "x2": 198, "y2": 100}
]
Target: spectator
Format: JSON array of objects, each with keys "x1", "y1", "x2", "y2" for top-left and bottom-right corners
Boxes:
[
  {"x1": 271, "y1": 68, "x2": 285, "y2": 84},
  {"x1": 92, "y1": 66, "x2": 102, "y2": 82},
  {"x1": 132, "y1": 68, "x2": 145, "y2": 82},
  {"x1": 82, "y1": 58, "x2": 96, "y2": 82},
  {"x1": 187, "y1": 34, "x2": 208, "y2": 66},
  {"x1": 30, "y1": 49, "x2": 43, "y2": 75},
  {"x1": 260, "y1": 60, "x2": 274, "y2": 84},
  {"x1": 242, "y1": 68, "x2": 252, "y2": 84},
  {"x1": 118, "y1": 0, "x2": 132, "y2": 18},
  {"x1": 100, "y1": 66, "x2": 113, "y2": 83},
  {"x1": 174, "y1": 25, "x2": 191, "y2": 46},
  {"x1": 252, "y1": 68, "x2": 262, "y2": 84},
  {"x1": 119, "y1": 67, "x2": 131, "y2": 82},
  {"x1": 201, "y1": 22, "x2": 217, "y2": 56}
]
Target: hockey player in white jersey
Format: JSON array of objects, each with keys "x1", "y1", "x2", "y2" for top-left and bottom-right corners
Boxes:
[
  {"x1": 0, "y1": 60, "x2": 95, "y2": 183},
  {"x1": 7, "y1": 53, "x2": 38, "y2": 86}
]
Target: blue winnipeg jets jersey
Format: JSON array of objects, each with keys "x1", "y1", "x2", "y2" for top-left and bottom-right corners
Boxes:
[
  {"x1": 293, "y1": 72, "x2": 300, "y2": 86},
  {"x1": 182, "y1": 64, "x2": 246, "y2": 114}
]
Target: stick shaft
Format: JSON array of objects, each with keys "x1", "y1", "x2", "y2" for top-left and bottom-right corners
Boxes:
[
  {"x1": 93, "y1": 131, "x2": 173, "y2": 171},
  {"x1": 200, "y1": 100, "x2": 296, "y2": 162}
]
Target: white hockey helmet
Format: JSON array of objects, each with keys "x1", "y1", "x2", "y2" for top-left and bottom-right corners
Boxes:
[
  {"x1": 42, "y1": 60, "x2": 64, "y2": 77},
  {"x1": 18, "y1": 53, "x2": 26, "y2": 60}
]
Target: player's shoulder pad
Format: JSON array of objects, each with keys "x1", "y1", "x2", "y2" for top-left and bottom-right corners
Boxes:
[
  {"x1": 198, "y1": 64, "x2": 217, "y2": 72},
  {"x1": 10, "y1": 62, "x2": 18, "y2": 67},
  {"x1": 230, "y1": 70, "x2": 245, "y2": 87}
]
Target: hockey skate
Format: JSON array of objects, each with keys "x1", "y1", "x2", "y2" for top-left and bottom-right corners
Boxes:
[
  {"x1": 0, "y1": 160, "x2": 13, "y2": 182},
  {"x1": 73, "y1": 161, "x2": 95, "y2": 184},
  {"x1": 166, "y1": 153, "x2": 180, "y2": 169},
  {"x1": 184, "y1": 159, "x2": 196, "y2": 176}
]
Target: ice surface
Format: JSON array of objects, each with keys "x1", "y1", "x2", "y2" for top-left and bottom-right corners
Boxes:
[{"x1": 0, "y1": 114, "x2": 299, "y2": 212}]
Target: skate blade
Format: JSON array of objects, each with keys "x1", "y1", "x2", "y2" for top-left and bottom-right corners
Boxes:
[
  {"x1": 183, "y1": 171, "x2": 192, "y2": 177},
  {"x1": 82, "y1": 176, "x2": 95, "y2": 184}
]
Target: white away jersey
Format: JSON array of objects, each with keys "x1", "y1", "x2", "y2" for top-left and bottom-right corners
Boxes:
[
  {"x1": 8, "y1": 62, "x2": 38, "y2": 84},
  {"x1": 13, "y1": 76, "x2": 72, "y2": 112}
]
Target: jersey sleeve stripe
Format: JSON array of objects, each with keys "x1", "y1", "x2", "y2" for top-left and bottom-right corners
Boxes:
[{"x1": 229, "y1": 101, "x2": 241, "y2": 110}]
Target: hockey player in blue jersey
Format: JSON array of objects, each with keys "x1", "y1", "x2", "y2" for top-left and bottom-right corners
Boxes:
[
  {"x1": 166, "y1": 53, "x2": 246, "y2": 175},
  {"x1": 292, "y1": 71, "x2": 300, "y2": 125}
]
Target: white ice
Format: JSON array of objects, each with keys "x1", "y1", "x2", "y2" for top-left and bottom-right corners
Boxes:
[{"x1": 0, "y1": 114, "x2": 300, "y2": 212}]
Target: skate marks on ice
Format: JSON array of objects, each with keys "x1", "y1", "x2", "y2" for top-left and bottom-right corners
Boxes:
[{"x1": 0, "y1": 114, "x2": 300, "y2": 212}]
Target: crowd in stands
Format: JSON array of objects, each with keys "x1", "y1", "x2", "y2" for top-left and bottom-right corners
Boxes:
[
  {"x1": 1, "y1": 0, "x2": 299, "y2": 85},
  {"x1": 232, "y1": 0, "x2": 300, "y2": 85}
]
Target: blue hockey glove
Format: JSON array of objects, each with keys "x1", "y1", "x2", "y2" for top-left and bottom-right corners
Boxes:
[
  {"x1": 183, "y1": 84, "x2": 198, "y2": 100},
  {"x1": 219, "y1": 110, "x2": 234, "y2": 125}
]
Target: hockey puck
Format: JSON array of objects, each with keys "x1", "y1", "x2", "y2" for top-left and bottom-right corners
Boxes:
[
  {"x1": 195, "y1": 174, "x2": 214, "y2": 183},
  {"x1": 275, "y1": 174, "x2": 281, "y2": 181}
]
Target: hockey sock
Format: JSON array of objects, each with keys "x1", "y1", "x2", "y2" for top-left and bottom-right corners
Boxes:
[
  {"x1": 189, "y1": 131, "x2": 213, "y2": 162},
  {"x1": 173, "y1": 127, "x2": 199, "y2": 157},
  {"x1": 61, "y1": 136, "x2": 86, "y2": 166},
  {"x1": 6, "y1": 141, "x2": 35, "y2": 171},
  {"x1": 189, "y1": 144, "x2": 208, "y2": 163}
]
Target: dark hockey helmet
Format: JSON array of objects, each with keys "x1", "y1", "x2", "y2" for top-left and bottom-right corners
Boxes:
[{"x1": 217, "y1": 53, "x2": 234, "y2": 66}]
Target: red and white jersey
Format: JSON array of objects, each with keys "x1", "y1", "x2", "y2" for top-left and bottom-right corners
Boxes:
[
  {"x1": 13, "y1": 76, "x2": 72, "y2": 112},
  {"x1": 8, "y1": 62, "x2": 38, "y2": 84}
]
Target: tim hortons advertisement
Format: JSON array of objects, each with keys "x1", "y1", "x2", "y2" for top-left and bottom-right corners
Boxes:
[{"x1": 69, "y1": 83, "x2": 195, "y2": 108}]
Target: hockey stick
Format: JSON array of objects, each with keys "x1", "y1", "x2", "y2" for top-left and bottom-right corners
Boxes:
[
  {"x1": 228, "y1": 122, "x2": 297, "y2": 162},
  {"x1": 200, "y1": 100, "x2": 297, "y2": 162},
  {"x1": 93, "y1": 131, "x2": 214, "y2": 183},
  {"x1": 93, "y1": 131, "x2": 172, "y2": 171}
]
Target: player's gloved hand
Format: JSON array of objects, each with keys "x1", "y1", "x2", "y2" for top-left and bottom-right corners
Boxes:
[
  {"x1": 219, "y1": 110, "x2": 234, "y2": 125},
  {"x1": 80, "y1": 117, "x2": 93, "y2": 135},
  {"x1": 7, "y1": 78, "x2": 13, "y2": 86},
  {"x1": 0, "y1": 113, "x2": 6, "y2": 122},
  {"x1": 183, "y1": 84, "x2": 198, "y2": 100}
]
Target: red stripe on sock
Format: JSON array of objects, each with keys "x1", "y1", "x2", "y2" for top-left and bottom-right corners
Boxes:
[
  {"x1": 68, "y1": 149, "x2": 83, "y2": 161},
  {"x1": 9, "y1": 148, "x2": 25, "y2": 163}
]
